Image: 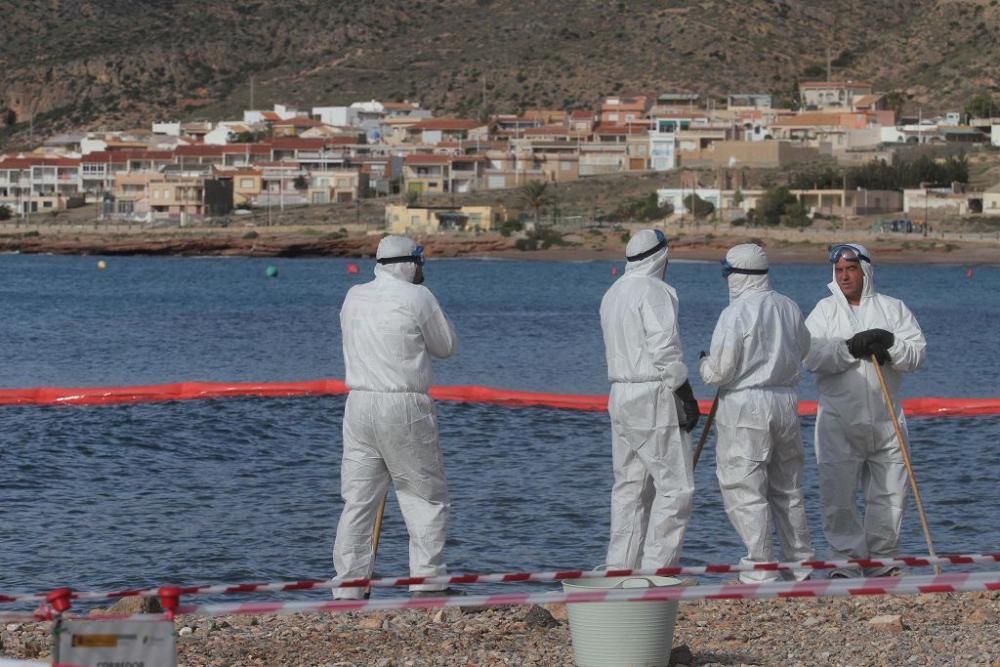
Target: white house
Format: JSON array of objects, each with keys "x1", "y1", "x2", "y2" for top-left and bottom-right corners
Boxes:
[
  {"x1": 152, "y1": 122, "x2": 181, "y2": 136},
  {"x1": 993, "y1": 124, "x2": 1000, "y2": 148},
  {"x1": 648, "y1": 129, "x2": 676, "y2": 171},
  {"x1": 312, "y1": 106, "x2": 355, "y2": 127},
  {"x1": 657, "y1": 187, "x2": 723, "y2": 214},
  {"x1": 204, "y1": 121, "x2": 254, "y2": 145}
]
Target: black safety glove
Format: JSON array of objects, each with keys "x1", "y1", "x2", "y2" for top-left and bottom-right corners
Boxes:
[
  {"x1": 674, "y1": 380, "x2": 700, "y2": 433},
  {"x1": 847, "y1": 329, "x2": 895, "y2": 360},
  {"x1": 869, "y1": 342, "x2": 891, "y2": 366},
  {"x1": 699, "y1": 350, "x2": 708, "y2": 359},
  {"x1": 868, "y1": 329, "x2": 895, "y2": 349}
]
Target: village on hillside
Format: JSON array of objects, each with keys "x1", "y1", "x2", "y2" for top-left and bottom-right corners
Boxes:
[{"x1": 2, "y1": 82, "x2": 1000, "y2": 235}]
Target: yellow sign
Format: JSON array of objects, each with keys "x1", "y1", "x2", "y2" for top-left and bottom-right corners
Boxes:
[{"x1": 71, "y1": 634, "x2": 119, "y2": 648}]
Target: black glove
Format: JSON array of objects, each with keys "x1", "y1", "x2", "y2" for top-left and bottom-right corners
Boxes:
[
  {"x1": 699, "y1": 350, "x2": 707, "y2": 359},
  {"x1": 869, "y1": 342, "x2": 890, "y2": 366},
  {"x1": 847, "y1": 329, "x2": 895, "y2": 359},
  {"x1": 674, "y1": 380, "x2": 700, "y2": 433}
]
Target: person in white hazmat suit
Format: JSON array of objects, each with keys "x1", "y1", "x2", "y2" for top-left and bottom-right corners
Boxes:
[
  {"x1": 333, "y1": 235, "x2": 459, "y2": 599},
  {"x1": 699, "y1": 244, "x2": 815, "y2": 583},
  {"x1": 804, "y1": 243, "x2": 926, "y2": 578},
  {"x1": 599, "y1": 229, "x2": 699, "y2": 569}
]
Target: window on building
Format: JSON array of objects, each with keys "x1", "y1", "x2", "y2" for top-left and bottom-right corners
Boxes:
[{"x1": 239, "y1": 178, "x2": 255, "y2": 189}]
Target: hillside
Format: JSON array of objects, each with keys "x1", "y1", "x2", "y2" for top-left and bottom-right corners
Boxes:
[{"x1": 2, "y1": 0, "x2": 1000, "y2": 147}]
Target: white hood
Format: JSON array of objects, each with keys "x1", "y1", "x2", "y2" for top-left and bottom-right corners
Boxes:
[
  {"x1": 375, "y1": 234, "x2": 419, "y2": 283},
  {"x1": 725, "y1": 243, "x2": 771, "y2": 302}
]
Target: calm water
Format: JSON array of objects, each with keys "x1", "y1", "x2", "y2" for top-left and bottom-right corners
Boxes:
[{"x1": 1, "y1": 254, "x2": 998, "y2": 605}]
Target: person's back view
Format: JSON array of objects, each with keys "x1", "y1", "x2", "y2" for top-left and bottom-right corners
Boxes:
[
  {"x1": 699, "y1": 244, "x2": 814, "y2": 582},
  {"x1": 333, "y1": 235, "x2": 459, "y2": 599},
  {"x1": 599, "y1": 229, "x2": 698, "y2": 569}
]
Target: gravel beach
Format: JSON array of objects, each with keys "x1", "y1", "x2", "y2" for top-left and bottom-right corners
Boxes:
[{"x1": 3, "y1": 591, "x2": 998, "y2": 666}]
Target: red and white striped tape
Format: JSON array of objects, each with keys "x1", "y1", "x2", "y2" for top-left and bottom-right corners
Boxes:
[
  {"x1": 2, "y1": 553, "x2": 997, "y2": 604},
  {"x1": 4, "y1": 571, "x2": 996, "y2": 623}
]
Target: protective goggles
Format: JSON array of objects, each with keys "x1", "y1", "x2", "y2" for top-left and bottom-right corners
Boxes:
[
  {"x1": 626, "y1": 230, "x2": 668, "y2": 262},
  {"x1": 829, "y1": 244, "x2": 870, "y2": 264},
  {"x1": 720, "y1": 259, "x2": 768, "y2": 279},
  {"x1": 376, "y1": 244, "x2": 425, "y2": 267}
]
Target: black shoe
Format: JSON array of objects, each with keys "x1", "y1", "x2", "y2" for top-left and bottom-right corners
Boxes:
[{"x1": 410, "y1": 588, "x2": 466, "y2": 599}]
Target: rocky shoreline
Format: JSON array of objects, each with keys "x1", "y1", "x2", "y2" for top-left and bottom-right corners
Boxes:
[
  {"x1": 2, "y1": 591, "x2": 997, "y2": 666},
  {"x1": 1, "y1": 227, "x2": 998, "y2": 265}
]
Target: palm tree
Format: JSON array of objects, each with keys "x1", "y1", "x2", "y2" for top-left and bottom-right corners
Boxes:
[{"x1": 520, "y1": 180, "x2": 550, "y2": 225}]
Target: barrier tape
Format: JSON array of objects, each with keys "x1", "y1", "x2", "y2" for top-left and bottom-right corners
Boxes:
[
  {"x1": 3, "y1": 572, "x2": 997, "y2": 623},
  {"x1": 1, "y1": 379, "x2": 1000, "y2": 416},
  {"x1": 3, "y1": 553, "x2": 997, "y2": 604}
]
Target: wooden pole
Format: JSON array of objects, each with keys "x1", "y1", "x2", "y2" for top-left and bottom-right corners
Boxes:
[
  {"x1": 364, "y1": 493, "x2": 389, "y2": 597},
  {"x1": 871, "y1": 355, "x2": 940, "y2": 574},
  {"x1": 692, "y1": 392, "x2": 720, "y2": 469}
]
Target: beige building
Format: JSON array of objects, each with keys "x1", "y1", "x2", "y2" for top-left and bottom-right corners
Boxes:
[
  {"x1": 678, "y1": 140, "x2": 829, "y2": 168},
  {"x1": 306, "y1": 169, "x2": 367, "y2": 204},
  {"x1": 385, "y1": 204, "x2": 505, "y2": 234},
  {"x1": 984, "y1": 183, "x2": 1000, "y2": 214}
]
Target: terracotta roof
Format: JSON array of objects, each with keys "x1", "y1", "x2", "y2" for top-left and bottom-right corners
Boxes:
[
  {"x1": 524, "y1": 125, "x2": 571, "y2": 136},
  {"x1": 80, "y1": 151, "x2": 130, "y2": 164},
  {"x1": 383, "y1": 102, "x2": 419, "y2": 111},
  {"x1": 570, "y1": 110, "x2": 595, "y2": 119},
  {"x1": 175, "y1": 145, "x2": 225, "y2": 157},
  {"x1": 261, "y1": 111, "x2": 283, "y2": 122},
  {"x1": 0, "y1": 156, "x2": 80, "y2": 167},
  {"x1": 410, "y1": 118, "x2": 483, "y2": 131}
]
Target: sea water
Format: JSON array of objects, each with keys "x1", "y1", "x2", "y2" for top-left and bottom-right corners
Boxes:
[{"x1": 0, "y1": 254, "x2": 997, "y2": 602}]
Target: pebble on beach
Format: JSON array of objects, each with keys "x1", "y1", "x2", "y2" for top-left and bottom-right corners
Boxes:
[{"x1": 1, "y1": 591, "x2": 997, "y2": 666}]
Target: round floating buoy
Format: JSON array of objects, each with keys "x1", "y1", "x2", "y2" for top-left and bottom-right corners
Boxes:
[
  {"x1": 265, "y1": 265, "x2": 279, "y2": 278},
  {"x1": 347, "y1": 263, "x2": 360, "y2": 274},
  {"x1": 97, "y1": 260, "x2": 107, "y2": 270},
  {"x1": 967, "y1": 267, "x2": 974, "y2": 279},
  {"x1": 610, "y1": 265, "x2": 619, "y2": 277}
]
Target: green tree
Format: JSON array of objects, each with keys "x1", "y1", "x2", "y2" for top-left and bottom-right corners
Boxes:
[
  {"x1": 758, "y1": 186, "x2": 798, "y2": 226},
  {"x1": 882, "y1": 91, "x2": 907, "y2": 120},
  {"x1": 0, "y1": 205, "x2": 10, "y2": 221},
  {"x1": 683, "y1": 193, "x2": 715, "y2": 219},
  {"x1": 965, "y1": 93, "x2": 998, "y2": 119},
  {"x1": 783, "y1": 200, "x2": 812, "y2": 228},
  {"x1": 520, "y1": 180, "x2": 550, "y2": 224},
  {"x1": 293, "y1": 175, "x2": 308, "y2": 191}
]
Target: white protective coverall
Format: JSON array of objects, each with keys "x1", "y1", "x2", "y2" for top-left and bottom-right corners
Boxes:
[
  {"x1": 333, "y1": 235, "x2": 458, "y2": 598},
  {"x1": 599, "y1": 229, "x2": 694, "y2": 569},
  {"x1": 804, "y1": 243, "x2": 926, "y2": 569},
  {"x1": 699, "y1": 244, "x2": 815, "y2": 582}
]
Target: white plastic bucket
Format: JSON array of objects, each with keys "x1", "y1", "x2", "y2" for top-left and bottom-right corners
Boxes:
[{"x1": 562, "y1": 575, "x2": 681, "y2": 667}]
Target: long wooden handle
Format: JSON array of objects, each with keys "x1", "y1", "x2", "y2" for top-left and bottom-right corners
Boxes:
[
  {"x1": 871, "y1": 355, "x2": 940, "y2": 574},
  {"x1": 692, "y1": 393, "x2": 720, "y2": 469},
  {"x1": 364, "y1": 493, "x2": 389, "y2": 595}
]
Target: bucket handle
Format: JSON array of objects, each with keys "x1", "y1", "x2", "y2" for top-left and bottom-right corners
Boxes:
[{"x1": 614, "y1": 577, "x2": 656, "y2": 589}]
